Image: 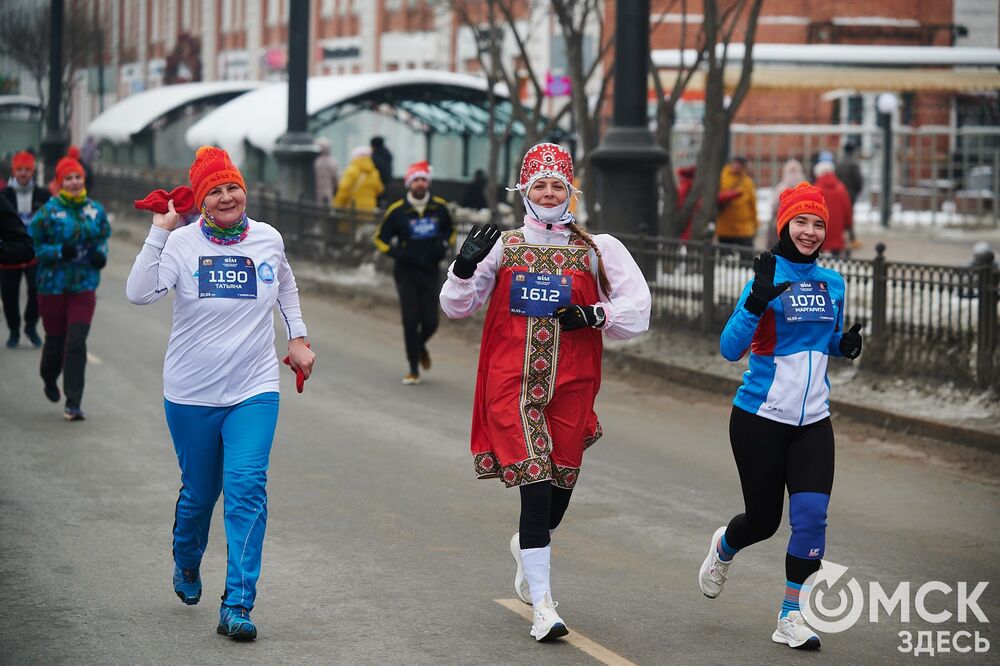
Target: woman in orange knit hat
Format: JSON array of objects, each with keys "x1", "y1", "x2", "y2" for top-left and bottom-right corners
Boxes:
[
  {"x1": 696, "y1": 182, "x2": 864, "y2": 650},
  {"x1": 30, "y1": 155, "x2": 110, "y2": 420},
  {"x1": 126, "y1": 146, "x2": 315, "y2": 642}
]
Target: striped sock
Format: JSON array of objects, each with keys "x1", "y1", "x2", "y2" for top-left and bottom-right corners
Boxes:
[
  {"x1": 780, "y1": 581, "x2": 808, "y2": 618},
  {"x1": 716, "y1": 533, "x2": 737, "y2": 562}
]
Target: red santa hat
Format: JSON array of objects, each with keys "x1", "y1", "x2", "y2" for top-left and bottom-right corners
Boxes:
[
  {"x1": 516, "y1": 142, "x2": 574, "y2": 192},
  {"x1": 405, "y1": 160, "x2": 432, "y2": 187}
]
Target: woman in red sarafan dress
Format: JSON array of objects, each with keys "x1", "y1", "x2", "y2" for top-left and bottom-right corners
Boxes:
[{"x1": 440, "y1": 143, "x2": 651, "y2": 642}]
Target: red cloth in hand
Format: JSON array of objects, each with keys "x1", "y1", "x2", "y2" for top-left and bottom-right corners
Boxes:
[
  {"x1": 133, "y1": 186, "x2": 196, "y2": 214},
  {"x1": 282, "y1": 342, "x2": 311, "y2": 393},
  {"x1": 717, "y1": 189, "x2": 742, "y2": 207}
]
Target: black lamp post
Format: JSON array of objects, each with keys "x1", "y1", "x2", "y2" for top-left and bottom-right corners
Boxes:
[
  {"x1": 41, "y1": 0, "x2": 68, "y2": 179},
  {"x1": 877, "y1": 92, "x2": 899, "y2": 229},
  {"x1": 590, "y1": 0, "x2": 668, "y2": 243},
  {"x1": 273, "y1": 0, "x2": 319, "y2": 202}
]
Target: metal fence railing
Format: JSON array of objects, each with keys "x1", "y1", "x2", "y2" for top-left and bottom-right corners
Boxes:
[{"x1": 100, "y1": 167, "x2": 999, "y2": 388}]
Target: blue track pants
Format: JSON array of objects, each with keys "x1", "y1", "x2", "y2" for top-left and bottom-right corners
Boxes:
[{"x1": 164, "y1": 392, "x2": 279, "y2": 611}]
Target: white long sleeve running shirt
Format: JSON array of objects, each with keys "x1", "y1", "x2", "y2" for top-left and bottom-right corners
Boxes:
[
  {"x1": 126, "y1": 220, "x2": 307, "y2": 406},
  {"x1": 439, "y1": 217, "x2": 651, "y2": 340}
]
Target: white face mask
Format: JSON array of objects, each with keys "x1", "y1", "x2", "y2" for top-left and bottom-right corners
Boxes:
[{"x1": 522, "y1": 194, "x2": 571, "y2": 225}]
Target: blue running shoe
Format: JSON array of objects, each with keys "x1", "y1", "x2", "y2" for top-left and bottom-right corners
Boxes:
[
  {"x1": 173, "y1": 565, "x2": 202, "y2": 605},
  {"x1": 217, "y1": 605, "x2": 257, "y2": 641}
]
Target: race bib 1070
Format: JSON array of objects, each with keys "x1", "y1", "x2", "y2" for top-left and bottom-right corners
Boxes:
[
  {"x1": 509, "y1": 271, "x2": 572, "y2": 317},
  {"x1": 780, "y1": 280, "x2": 834, "y2": 323},
  {"x1": 198, "y1": 256, "x2": 258, "y2": 299}
]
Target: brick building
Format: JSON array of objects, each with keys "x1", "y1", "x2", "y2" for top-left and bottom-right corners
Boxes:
[
  {"x1": 58, "y1": 0, "x2": 584, "y2": 143},
  {"x1": 648, "y1": 0, "x2": 1000, "y2": 129}
]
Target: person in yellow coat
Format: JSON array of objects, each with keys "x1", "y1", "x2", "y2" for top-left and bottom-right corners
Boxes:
[
  {"x1": 334, "y1": 146, "x2": 385, "y2": 211},
  {"x1": 715, "y1": 156, "x2": 758, "y2": 248}
]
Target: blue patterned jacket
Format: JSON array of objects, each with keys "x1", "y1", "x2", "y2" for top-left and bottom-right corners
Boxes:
[{"x1": 31, "y1": 194, "x2": 111, "y2": 295}]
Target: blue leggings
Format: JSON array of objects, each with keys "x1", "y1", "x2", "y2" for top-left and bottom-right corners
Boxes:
[{"x1": 164, "y1": 392, "x2": 279, "y2": 611}]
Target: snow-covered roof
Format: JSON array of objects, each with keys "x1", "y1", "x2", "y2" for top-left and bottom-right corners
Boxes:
[
  {"x1": 652, "y1": 43, "x2": 1000, "y2": 68},
  {"x1": 186, "y1": 70, "x2": 503, "y2": 165},
  {"x1": 0, "y1": 95, "x2": 41, "y2": 109},
  {"x1": 87, "y1": 81, "x2": 263, "y2": 144}
]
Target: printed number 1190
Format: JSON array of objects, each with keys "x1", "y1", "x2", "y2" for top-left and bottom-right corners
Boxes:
[{"x1": 208, "y1": 270, "x2": 249, "y2": 284}]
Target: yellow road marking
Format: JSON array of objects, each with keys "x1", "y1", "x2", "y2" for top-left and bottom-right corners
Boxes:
[
  {"x1": 87, "y1": 352, "x2": 102, "y2": 364},
  {"x1": 494, "y1": 598, "x2": 638, "y2": 666}
]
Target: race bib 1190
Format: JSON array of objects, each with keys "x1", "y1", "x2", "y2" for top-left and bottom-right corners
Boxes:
[
  {"x1": 509, "y1": 271, "x2": 572, "y2": 317},
  {"x1": 198, "y1": 256, "x2": 258, "y2": 299}
]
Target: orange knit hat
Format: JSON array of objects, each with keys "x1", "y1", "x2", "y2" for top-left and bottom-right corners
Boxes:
[
  {"x1": 776, "y1": 181, "x2": 829, "y2": 236},
  {"x1": 55, "y1": 157, "x2": 85, "y2": 185},
  {"x1": 189, "y1": 145, "x2": 246, "y2": 207},
  {"x1": 11, "y1": 151, "x2": 35, "y2": 172}
]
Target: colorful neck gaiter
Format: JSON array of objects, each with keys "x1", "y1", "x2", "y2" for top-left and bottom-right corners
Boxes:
[
  {"x1": 199, "y1": 205, "x2": 249, "y2": 245},
  {"x1": 58, "y1": 189, "x2": 88, "y2": 206}
]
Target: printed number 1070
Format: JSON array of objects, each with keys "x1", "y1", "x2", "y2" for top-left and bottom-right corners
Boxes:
[
  {"x1": 788, "y1": 294, "x2": 826, "y2": 307},
  {"x1": 522, "y1": 287, "x2": 561, "y2": 302}
]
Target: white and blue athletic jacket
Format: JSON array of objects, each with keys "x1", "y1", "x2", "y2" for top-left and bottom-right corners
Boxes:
[{"x1": 720, "y1": 255, "x2": 847, "y2": 426}]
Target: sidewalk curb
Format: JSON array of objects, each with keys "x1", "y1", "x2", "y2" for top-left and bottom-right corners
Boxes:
[{"x1": 605, "y1": 350, "x2": 1000, "y2": 453}]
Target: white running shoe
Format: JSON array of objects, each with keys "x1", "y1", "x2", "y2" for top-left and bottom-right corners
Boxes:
[
  {"x1": 509, "y1": 533, "x2": 531, "y2": 605},
  {"x1": 530, "y1": 592, "x2": 569, "y2": 642},
  {"x1": 698, "y1": 525, "x2": 732, "y2": 598},
  {"x1": 772, "y1": 611, "x2": 821, "y2": 649}
]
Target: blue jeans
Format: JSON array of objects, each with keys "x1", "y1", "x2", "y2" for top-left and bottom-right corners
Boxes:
[{"x1": 164, "y1": 392, "x2": 279, "y2": 611}]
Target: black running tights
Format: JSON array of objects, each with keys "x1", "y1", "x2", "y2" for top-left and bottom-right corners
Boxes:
[
  {"x1": 725, "y1": 406, "x2": 835, "y2": 584},
  {"x1": 519, "y1": 482, "x2": 573, "y2": 549}
]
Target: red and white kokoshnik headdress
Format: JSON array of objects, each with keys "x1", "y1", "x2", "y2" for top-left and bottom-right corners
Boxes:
[{"x1": 516, "y1": 142, "x2": 574, "y2": 192}]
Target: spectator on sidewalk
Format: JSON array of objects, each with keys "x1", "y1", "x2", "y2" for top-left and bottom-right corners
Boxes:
[
  {"x1": 677, "y1": 165, "x2": 742, "y2": 241},
  {"x1": 813, "y1": 160, "x2": 853, "y2": 257},
  {"x1": 716, "y1": 156, "x2": 758, "y2": 248},
  {"x1": 313, "y1": 137, "x2": 340, "y2": 206},
  {"x1": 835, "y1": 142, "x2": 864, "y2": 206},
  {"x1": 460, "y1": 169, "x2": 489, "y2": 210},
  {"x1": 768, "y1": 159, "x2": 805, "y2": 248},
  {"x1": 370, "y1": 136, "x2": 393, "y2": 207},
  {"x1": 334, "y1": 146, "x2": 384, "y2": 212}
]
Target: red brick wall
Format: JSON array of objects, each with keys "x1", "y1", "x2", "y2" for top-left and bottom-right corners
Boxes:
[{"x1": 649, "y1": 0, "x2": 961, "y2": 128}]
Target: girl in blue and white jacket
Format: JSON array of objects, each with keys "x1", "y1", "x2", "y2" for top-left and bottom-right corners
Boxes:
[{"x1": 697, "y1": 182, "x2": 864, "y2": 650}]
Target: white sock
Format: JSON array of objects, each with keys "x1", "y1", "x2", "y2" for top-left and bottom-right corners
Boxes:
[{"x1": 520, "y1": 546, "x2": 551, "y2": 608}]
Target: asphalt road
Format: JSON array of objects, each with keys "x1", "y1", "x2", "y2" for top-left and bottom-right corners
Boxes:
[{"x1": 1, "y1": 235, "x2": 998, "y2": 665}]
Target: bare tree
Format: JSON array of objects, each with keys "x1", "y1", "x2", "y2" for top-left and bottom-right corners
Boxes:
[
  {"x1": 0, "y1": 2, "x2": 105, "y2": 138},
  {"x1": 445, "y1": 1, "x2": 615, "y2": 219},
  {"x1": 650, "y1": 0, "x2": 763, "y2": 239},
  {"x1": 550, "y1": 0, "x2": 615, "y2": 224},
  {"x1": 446, "y1": 0, "x2": 522, "y2": 220}
]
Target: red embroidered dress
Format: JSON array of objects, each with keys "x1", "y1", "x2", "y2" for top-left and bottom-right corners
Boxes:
[{"x1": 471, "y1": 229, "x2": 603, "y2": 489}]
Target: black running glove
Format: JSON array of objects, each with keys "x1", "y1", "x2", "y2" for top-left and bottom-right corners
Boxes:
[
  {"x1": 839, "y1": 323, "x2": 863, "y2": 360},
  {"x1": 61, "y1": 243, "x2": 79, "y2": 262},
  {"x1": 88, "y1": 250, "x2": 107, "y2": 269},
  {"x1": 744, "y1": 251, "x2": 792, "y2": 316},
  {"x1": 453, "y1": 224, "x2": 501, "y2": 279},
  {"x1": 555, "y1": 304, "x2": 606, "y2": 331}
]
